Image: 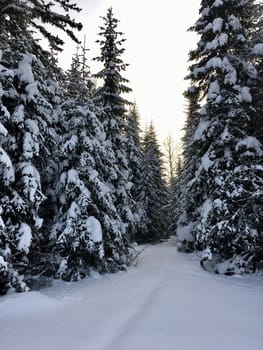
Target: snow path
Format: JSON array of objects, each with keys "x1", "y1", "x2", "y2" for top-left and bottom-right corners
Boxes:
[{"x1": 1, "y1": 238, "x2": 262, "y2": 350}]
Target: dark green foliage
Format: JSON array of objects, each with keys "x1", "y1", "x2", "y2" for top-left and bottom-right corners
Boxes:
[
  {"x1": 51, "y1": 48, "x2": 131, "y2": 280},
  {"x1": 179, "y1": 0, "x2": 263, "y2": 273},
  {"x1": 0, "y1": 0, "x2": 82, "y2": 52},
  {"x1": 93, "y1": 7, "x2": 135, "y2": 237},
  {"x1": 0, "y1": 0, "x2": 82, "y2": 294},
  {"x1": 137, "y1": 123, "x2": 169, "y2": 243},
  {"x1": 125, "y1": 103, "x2": 147, "y2": 240},
  {"x1": 175, "y1": 86, "x2": 201, "y2": 251}
]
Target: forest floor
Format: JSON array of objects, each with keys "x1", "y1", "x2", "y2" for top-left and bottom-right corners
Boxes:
[{"x1": 0, "y1": 238, "x2": 262, "y2": 350}]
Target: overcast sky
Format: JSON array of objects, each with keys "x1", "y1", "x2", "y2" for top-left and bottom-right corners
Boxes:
[{"x1": 58, "y1": 0, "x2": 201, "y2": 145}]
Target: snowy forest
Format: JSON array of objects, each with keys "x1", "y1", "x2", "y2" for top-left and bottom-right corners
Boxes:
[{"x1": 0, "y1": 0, "x2": 262, "y2": 297}]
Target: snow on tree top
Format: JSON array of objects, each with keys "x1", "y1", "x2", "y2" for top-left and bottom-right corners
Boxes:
[
  {"x1": 194, "y1": 120, "x2": 210, "y2": 141},
  {"x1": 18, "y1": 223, "x2": 32, "y2": 254},
  {"x1": 20, "y1": 162, "x2": 41, "y2": 202},
  {"x1": 86, "y1": 216, "x2": 103, "y2": 243},
  {"x1": 205, "y1": 39, "x2": 219, "y2": 51},
  {"x1": 218, "y1": 33, "x2": 228, "y2": 46},
  {"x1": 206, "y1": 57, "x2": 223, "y2": 70},
  {"x1": 212, "y1": 0, "x2": 224, "y2": 7},
  {"x1": 25, "y1": 82, "x2": 39, "y2": 101},
  {"x1": 0, "y1": 65, "x2": 15, "y2": 79},
  {"x1": 25, "y1": 119, "x2": 40, "y2": 135},
  {"x1": 208, "y1": 80, "x2": 220, "y2": 101},
  {"x1": 212, "y1": 18, "x2": 223, "y2": 33},
  {"x1": 0, "y1": 255, "x2": 8, "y2": 268},
  {"x1": 236, "y1": 137, "x2": 263, "y2": 156},
  {"x1": 224, "y1": 60, "x2": 237, "y2": 85},
  {"x1": 18, "y1": 54, "x2": 34, "y2": 84},
  {"x1": 200, "y1": 151, "x2": 213, "y2": 172},
  {"x1": 0, "y1": 147, "x2": 15, "y2": 184},
  {"x1": 200, "y1": 198, "x2": 213, "y2": 224},
  {"x1": 228, "y1": 15, "x2": 242, "y2": 31},
  {"x1": 201, "y1": 7, "x2": 210, "y2": 17},
  {"x1": 205, "y1": 33, "x2": 229, "y2": 51},
  {"x1": 244, "y1": 63, "x2": 257, "y2": 79},
  {"x1": 241, "y1": 87, "x2": 252, "y2": 103},
  {"x1": 253, "y1": 43, "x2": 263, "y2": 56},
  {"x1": 0, "y1": 122, "x2": 8, "y2": 137},
  {"x1": 200, "y1": 105, "x2": 207, "y2": 116}
]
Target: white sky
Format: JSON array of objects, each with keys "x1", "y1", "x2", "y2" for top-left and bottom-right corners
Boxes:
[{"x1": 57, "y1": 0, "x2": 201, "y2": 145}]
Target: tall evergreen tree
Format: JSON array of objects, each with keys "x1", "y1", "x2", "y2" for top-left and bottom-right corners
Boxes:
[
  {"x1": 51, "y1": 45, "x2": 132, "y2": 280},
  {"x1": 175, "y1": 86, "x2": 201, "y2": 251},
  {"x1": 125, "y1": 103, "x2": 147, "y2": 240},
  {"x1": 0, "y1": 0, "x2": 82, "y2": 293},
  {"x1": 249, "y1": 1, "x2": 263, "y2": 145},
  {"x1": 181, "y1": 0, "x2": 263, "y2": 274},
  {"x1": 93, "y1": 7, "x2": 134, "y2": 238},
  {"x1": 167, "y1": 153, "x2": 183, "y2": 240},
  {"x1": 137, "y1": 123, "x2": 169, "y2": 243}
]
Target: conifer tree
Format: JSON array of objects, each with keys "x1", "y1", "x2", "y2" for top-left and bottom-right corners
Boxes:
[
  {"x1": 175, "y1": 86, "x2": 201, "y2": 251},
  {"x1": 0, "y1": 0, "x2": 82, "y2": 293},
  {"x1": 126, "y1": 103, "x2": 142, "y2": 198},
  {"x1": 167, "y1": 149, "x2": 183, "y2": 240},
  {"x1": 181, "y1": 0, "x2": 263, "y2": 274},
  {"x1": 93, "y1": 7, "x2": 134, "y2": 238},
  {"x1": 52, "y1": 42, "x2": 132, "y2": 280},
  {"x1": 137, "y1": 123, "x2": 169, "y2": 243},
  {"x1": 249, "y1": 1, "x2": 263, "y2": 145},
  {"x1": 125, "y1": 103, "x2": 147, "y2": 239}
]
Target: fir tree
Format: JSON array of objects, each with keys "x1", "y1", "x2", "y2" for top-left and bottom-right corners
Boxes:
[
  {"x1": 168, "y1": 153, "x2": 183, "y2": 240},
  {"x1": 137, "y1": 123, "x2": 169, "y2": 243},
  {"x1": 175, "y1": 86, "x2": 201, "y2": 251},
  {"x1": 93, "y1": 7, "x2": 134, "y2": 238},
  {"x1": 0, "y1": 0, "x2": 82, "y2": 53},
  {"x1": 52, "y1": 44, "x2": 131, "y2": 280},
  {"x1": 0, "y1": 0, "x2": 82, "y2": 293},
  {"x1": 125, "y1": 103, "x2": 147, "y2": 240},
  {"x1": 181, "y1": 0, "x2": 263, "y2": 274}
]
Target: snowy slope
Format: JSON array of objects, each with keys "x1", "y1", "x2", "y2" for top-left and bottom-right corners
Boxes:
[{"x1": 0, "y1": 238, "x2": 262, "y2": 350}]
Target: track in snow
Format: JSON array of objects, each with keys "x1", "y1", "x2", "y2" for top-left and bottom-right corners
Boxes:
[{"x1": 1, "y1": 238, "x2": 262, "y2": 350}]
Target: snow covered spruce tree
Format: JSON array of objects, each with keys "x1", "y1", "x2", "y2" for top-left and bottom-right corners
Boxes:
[
  {"x1": 137, "y1": 123, "x2": 169, "y2": 243},
  {"x1": 93, "y1": 8, "x2": 135, "y2": 239},
  {"x1": 167, "y1": 153, "x2": 184, "y2": 241},
  {"x1": 181, "y1": 0, "x2": 263, "y2": 274},
  {"x1": 0, "y1": 1, "x2": 82, "y2": 293},
  {"x1": 126, "y1": 104, "x2": 143, "y2": 201},
  {"x1": 51, "y1": 44, "x2": 132, "y2": 281},
  {"x1": 163, "y1": 136, "x2": 183, "y2": 238},
  {"x1": 125, "y1": 103, "x2": 148, "y2": 240},
  {"x1": 175, "y1": 86, "x2": 201, "y2": 251},
  {"x1": 249, "y1": 1, "x2": 263, "y2": 146}
]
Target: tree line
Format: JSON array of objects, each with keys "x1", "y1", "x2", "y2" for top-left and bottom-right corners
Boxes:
[
  {"x1": 170, "y1": 0, "x2": 263, "y2": 275},
  {"x1": 0, "y1": 0, "x2": 262, "y2": 295},
  {"x1": 0, "y1": 3, "x2": 168, "y2": 295}
]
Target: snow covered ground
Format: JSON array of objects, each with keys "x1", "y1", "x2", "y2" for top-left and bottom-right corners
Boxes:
[{"x1": 1, "y1": 238, "x2": 262, "y2": 350}]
